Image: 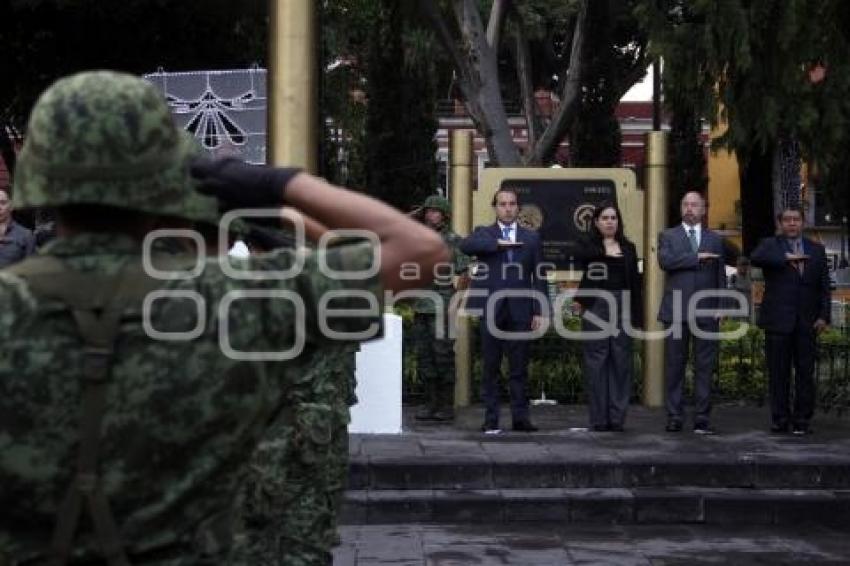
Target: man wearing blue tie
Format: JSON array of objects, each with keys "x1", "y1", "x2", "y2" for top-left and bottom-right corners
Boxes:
[{"x1": 460, "y1": 188, "x2": 549, "y2": 434}]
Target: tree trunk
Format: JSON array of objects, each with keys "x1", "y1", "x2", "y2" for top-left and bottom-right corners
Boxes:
[
  {"x1": 772, "y1": 135, "x2": 801, "y2": 214},
  {"x1": 740, "y1": 147, "x2": 776, "y2": 255},
  {"x1": 524, "y1": 0, "x2": 587, "y2": 165},
  {"x1": 421, "y1": 0, "x2": 586, "y2": 167},
  {"x1": 455, "y1": 0, "x2": 520, "y2": 166},
  {"x1": 512, "y1": 22, "x2": 540, "y2": 151},
  {"x1": 472, "y1": 84, "x2": 521, "y2": 166}
]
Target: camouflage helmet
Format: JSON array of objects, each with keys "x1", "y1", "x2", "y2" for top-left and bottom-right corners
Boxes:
[
  {"x1": 14, "y1": 70, "x2": 219, "y2": 223},
  {"x1": 421, "y1": 195, "x2": 451, "y2": 217}
]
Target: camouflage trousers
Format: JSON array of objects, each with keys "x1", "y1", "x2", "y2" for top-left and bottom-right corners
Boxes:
[
  {"x1": 232, "y1": 348, "x2": 355, "y2": 566},
  {"x1": 412, "y1": 313, "x2": 456, "y2": 411}
]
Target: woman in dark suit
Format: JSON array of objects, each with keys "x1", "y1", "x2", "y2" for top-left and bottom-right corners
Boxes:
[{"x1": 574, "y1": 202, "x2": 643, "y2": 431}]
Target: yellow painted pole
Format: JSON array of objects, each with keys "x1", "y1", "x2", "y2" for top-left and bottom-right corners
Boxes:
[
  {"x1": 450, "y1": 130, "x2": 474, "y2": 408},
  {"x1": 268, "y1": 0, "x2": 317, "y2": 172},
  {"x1": 643, "y1": 131, "x2": 668, "y2": 407}
]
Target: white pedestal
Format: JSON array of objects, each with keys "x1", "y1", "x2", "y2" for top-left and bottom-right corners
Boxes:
[{"x1": 348, "y1": 313, "x2": 403, "y2": 434}]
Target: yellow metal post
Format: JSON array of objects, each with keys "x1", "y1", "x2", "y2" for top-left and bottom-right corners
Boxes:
[
  {"x1": 268, "y1": 0, "x2": 317, "y2": 172},
  {"x1": 450, "y1": 130, "x2": 474, "y2": 408},
  {"x1": 643, "y1": 131, "x2": 668, "y2": 407}
]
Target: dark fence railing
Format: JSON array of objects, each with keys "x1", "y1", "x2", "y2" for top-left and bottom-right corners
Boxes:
[{"x1": 401, "y1": 315, "x2": 850, "y2": 416}]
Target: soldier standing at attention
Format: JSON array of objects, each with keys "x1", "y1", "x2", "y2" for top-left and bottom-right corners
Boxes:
[
  {"x1": 0, "y1": 71, "x2": 446, "y2": 565},
  {"x1": 413, "y1": 195, "x2": 470, "y2": 422}
]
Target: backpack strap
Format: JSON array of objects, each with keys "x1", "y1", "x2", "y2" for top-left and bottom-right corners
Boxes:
[{"x1": 7, "y1": 254, "x2": 195, "y2": 566}]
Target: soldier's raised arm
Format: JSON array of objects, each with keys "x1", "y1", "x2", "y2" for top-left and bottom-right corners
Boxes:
[{"x1": 191, "y1": 158, "x2": 448, "y2": 292}]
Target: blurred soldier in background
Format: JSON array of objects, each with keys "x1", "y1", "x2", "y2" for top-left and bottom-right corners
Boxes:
[{"x1": 412, "y1": 195, "x2": 469, "y2": 422}]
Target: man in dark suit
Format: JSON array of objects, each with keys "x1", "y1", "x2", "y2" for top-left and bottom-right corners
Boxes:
[
  {"x1": 750, "y1": 207, "x2": 830, "y2": 435},
  {"x1": 658, "y1": 191, "x2": 727, "y2": 434},
  {"x1": 460, "y1": 187, "x2": 549, "y2": 433}
]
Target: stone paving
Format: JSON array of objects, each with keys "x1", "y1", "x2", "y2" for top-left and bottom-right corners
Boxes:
[{"x1": 334, "y1": 523, "x2": 850, "y2": 565}]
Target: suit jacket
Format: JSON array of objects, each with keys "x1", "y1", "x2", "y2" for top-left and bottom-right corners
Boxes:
[
  {"x1": 657, "y1": 225, "x2": 726, "y2": 324},
  {"x1": 459, "y1": 223, "x2": 549, "y2": 322},
  {"x1": 575, "y1": 238, "x2": 644, "y2": 328},
  {"x1": 750, "y1": 236, "x2": 831, "y2": 333}
]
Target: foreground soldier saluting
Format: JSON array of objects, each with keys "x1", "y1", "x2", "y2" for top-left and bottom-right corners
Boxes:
[{"x1": 0, "y1": 71, "x2": 446, "y2": 565}]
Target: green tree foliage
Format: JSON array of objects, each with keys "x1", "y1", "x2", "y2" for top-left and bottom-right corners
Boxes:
[
  {"x1": 639, "y1": 0, "x2": 850, "y2": 251},
  {"x1": 363, "y1": 0, "x2": 438, "y2": 210},
  {"x1": 569, "y1": 0, "x2": 647, "y2": 167},
  {"x1": 322, "y1": 0, "x2": 439, "y2": 210},
  {"x1": 667, "y1": 105, "x2": 708, "y2": 224},
  {"x1": 320, "y1": 0, "x2": 376, "y2": 187}
]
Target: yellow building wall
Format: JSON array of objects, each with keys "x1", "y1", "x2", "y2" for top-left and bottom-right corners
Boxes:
[{"x1": 706, "y1": 124, "x2": 742, "y2": 249}]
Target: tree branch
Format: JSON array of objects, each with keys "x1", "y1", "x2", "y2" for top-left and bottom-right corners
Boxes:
[
  {"x1": 418, "y1": 0, "x2": 474, "y2": 89},
  {"x1": 486, "y1": 0, "x2": 511, "y2": 49},
  {"x1": 454, "y1": 0, "x2": 520, "y2": 165},
  {"x1": 526, "y1": 0, "x2": 588, "y2": 165},
  {"x1": 509, "y1": 7, "x2": 540, "y2": 150}
]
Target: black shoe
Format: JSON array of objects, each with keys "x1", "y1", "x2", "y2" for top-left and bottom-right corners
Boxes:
[
  {"x1": 609, "y1": 424, "x2": 625, "y2": 432},
  {"x1": 693, "y1": 422, "x2": 715, "y2": 435},
  {"x1": 665, "y1": 419, "x2": 683, "y2": 433},
  {"x1": 792, "y1": 423, "x2": 811, "y2": 436},
  {"x1": 591, "y1": 424, "x2": 610, "y2": 432},
  {"x1": 770, "y1": 422, "x2": 789, "y2": 434},
  {"x1": 481, "y1": 422, "x2": 501, "y2": 434},
  {"x1": 512, "y1": 420, "x2": 538, "y2": 432}
]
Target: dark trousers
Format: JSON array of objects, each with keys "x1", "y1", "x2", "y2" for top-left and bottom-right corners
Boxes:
[
  {"x1": 582, "y1": 291, "x2": 633, "y2": 428},
  {"x1": 413, "y1": 313, "x2": 455, "y2": 410},
  {"x1": 480, "y1": 303, "x2": 531, "y2": 426},
  {"x1": 665, "y1": 320, "x2": 718, "y2": 424},
  {"x1": 765, "y1": 321, "x2": 816, "y2": 427}
]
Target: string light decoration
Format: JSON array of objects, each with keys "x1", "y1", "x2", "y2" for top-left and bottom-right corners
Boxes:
[{"x1": 144, "y1": 67, "x2": 267, "y2": 164}]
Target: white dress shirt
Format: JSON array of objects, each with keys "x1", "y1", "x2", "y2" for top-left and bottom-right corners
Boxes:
[{"x1": 498, "y1": 221, "x2": 517, "y2": 243}]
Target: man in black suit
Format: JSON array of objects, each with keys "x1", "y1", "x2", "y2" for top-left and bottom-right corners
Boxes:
[
  {"x1": 460, "y1": 188, "x2": 549, "y2": 433},
  {"x1": 750, "y1": 207, "x2": 830, "y2": 435},
  {"x1": 658, "y1": 191, "x2": 727, "y2": 434}
]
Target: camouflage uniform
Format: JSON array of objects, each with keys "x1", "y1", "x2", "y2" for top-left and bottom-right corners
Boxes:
[
  {"x1": 233, "y1": 232, "x2": 360, "y2": 565},
  {"x1": 413, "y1": 196, "x2": 469, "y2": 421},
  {"x1": 234, "y1": 346, "x2": 353, "y2": 566},
  {"x1": 243, "y1": 344, "x2": 356, "y2": 566},
  {"x1": 0, "y1": 72, "x2": 382, "y2": 565}
]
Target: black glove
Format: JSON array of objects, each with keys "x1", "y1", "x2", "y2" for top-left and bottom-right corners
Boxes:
[{"x1": 190, "y1": 157, "x2": 301, "y2": 210}]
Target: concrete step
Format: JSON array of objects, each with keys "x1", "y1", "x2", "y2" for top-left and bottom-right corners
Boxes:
[
  {"x1": 341, "y1": 487, "x2": 850, "y2": 527},
  {"x1": 348, "y1": 454, "x2": 850, "y2": 491},
  {"x1": 342, "y1": 406, "x2": 850, "y2": 527}
]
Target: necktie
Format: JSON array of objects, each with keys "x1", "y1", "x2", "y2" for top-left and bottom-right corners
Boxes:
[
  {"x1": 502, "y1": 225, "x2": 513, "y2": 262},
  {"x1": 795, "y1": 240, "x2": 804, "y2": 275},
  {"x1": 688, "y1": 228, "x2": 698, "y2": 253}
]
